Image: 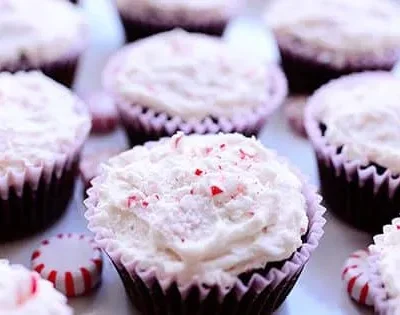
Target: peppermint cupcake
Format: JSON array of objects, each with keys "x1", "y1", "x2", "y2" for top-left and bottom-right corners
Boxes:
[
  {"x1": 305, "y1": 72, "x2": 400, "y2": 233},
  {"x1": 0, "y1": 0, "x2": 87, "y2": 87},
  {"x1": 85, "y1": 133, "x2": 325, "y2": 315},
  {"x1": 0, "y1": 260, "x2": 72, "y2": 314},
  {"x1": 369, "y1": 218, "x2": 400, "y2": 314},
  {"x1": 103, "y1": 30, "x2": 287, "y2": 145},
  {"x1": 264, "y1": 0, "x2": 400, "y2": 93},
  {"x1": 116, "y1": 0, "x2": 244, "y2": 42},
  {"x1": 0, "y1": 72, "x2": 91, "y2": 241}
]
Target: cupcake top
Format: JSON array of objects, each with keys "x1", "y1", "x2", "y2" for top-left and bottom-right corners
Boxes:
[
  {"x1": 0, "y1": 0, "x2": 86, "y2": 67},
  {"x1": 87, "y1": 133, "x2": 309, "y2": 286},
  {"x1": 0, "y1": 71, "x2": 91, "y2": 176},
  {"x1": 371, "y1": 218, "x2": 400, "y2": 313},
  {"x1": 265, "y1": 0, "x2": 400, "y2": 56},
  {"x1": 116, "y1": 0, "x2": 243, "y2": 25},
  {"x1": 307, "y1": 72, "x2": 400, "y2": 174},
  {"x1": 0, "y1": 260, "x2": 72, "y2": 315},
  {"x1": 104, "y1": 30, "x2": 275, "y2": 120}
]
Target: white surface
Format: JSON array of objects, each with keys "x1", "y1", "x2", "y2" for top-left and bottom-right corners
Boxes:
[{"x1": 0, "y1": 0, "x2": 374, "y2": 314}]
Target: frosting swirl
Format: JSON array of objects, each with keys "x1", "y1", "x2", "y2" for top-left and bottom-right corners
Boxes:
[
  {"x1": 89, "y1": 133, "x2": 308, "y2": 286},
  {"x1": 308, "y1": 72, "x2": 400, "y2": 174},
  {"x1": 371, "y1": 218, "x2": 400, "y2": 315},
  {"x1": 0, "y1": 72, "x2": 91, "y2": 176},
  {"x1": 0, "y1": 0, "x2": 86, "y2": 67},
  {"x1": 104, "y1": 30, "x2": 274, "y2": 120},
  {"x1": 265, "y1": 0, "x2": 400, "y2": 56},
  {"x1": 0, "y1": 260, "x2": 72, "y2": 315}
]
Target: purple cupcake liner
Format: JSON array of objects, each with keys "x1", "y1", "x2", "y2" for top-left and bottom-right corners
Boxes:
[
  {"x1": 276, "y1": 35, "x2": 399, "y2": 93},
  {"x1": 305, "y1": 85, "x2": 400, "y2": 234},
  {"x1": 107, "y1": 64, "x2": 287, "y2": 146},
  {"x1": 368, "y1": 253, "x2": 393, "y2": 315},
  {"x1": 0, "y1": 100, "x2": 90, "y2": 242},
  {"x1": 0, "y1": 156, "x2": 79, "y2": 242},
  {"x1": 119, "y1": 13, "x2": 227, "y2": 42},
  {"x1": 305, "y1": 79, "x2": 400, "y2": 234},
  {"x1": 85, "y1": 157, "x2": 325, "y2": 315},
  {"x1": 0, "y1": 54, "x2": 80, "y2": 88}
]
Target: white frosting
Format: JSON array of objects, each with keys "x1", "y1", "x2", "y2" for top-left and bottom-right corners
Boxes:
[
  {"x1": 309, "y1": 72, "x2": 400, "y2": 174},
  {"x1": 90, "y1": 133, "x2": 308, "y2": 286},
  {"x1": 0, "y1": 72, "x2": 91, "y2": 176},
  {"x1": 371, "y1": 218, "x2": 400, "y2": 315},
  {"x1": 116, "y1": 0, "x2": 243, "y2": 25},
  {"x1": 265, "y1": 0, "x2": 400, "y2": 55},
  {"x1": 104, "y1": 30, "x2": 272, "y2": 120},
  {"x1": 0, "y1": 0, "x2": 86, "y2": 67},
  {"x1": 0, "y1": 260, "x2": 72, "y2": 315}
]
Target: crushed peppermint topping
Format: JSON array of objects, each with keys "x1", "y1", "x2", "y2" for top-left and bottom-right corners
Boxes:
[
  {"x1": 127, "y1": 195, "x2": 137, "y2": 207},
  {"x1": 195, "y1": 169, "x2": 203, "y2": 176},
  {"x1": 142, "y1": 201, "x2": 149, "y2": 208},
  {"x1": 239, "y1": 148, "x2": 255, "y2": 160},
  {"x1": 211, "y1": 185, "x2": 224, "y2": 196}
]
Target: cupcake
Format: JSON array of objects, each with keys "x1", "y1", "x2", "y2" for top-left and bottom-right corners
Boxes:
[
  {"x1": 369, "y1": 217, "x2": 400, "y2": 314},
  {"x1": 0, "y1": 71, "x2": 91, "y2": 241},
  {"x1": 85, "y1": 133, "x2": 325, "y2": 315},
  {"x1": 116, "y1": 0, "x2": 244, "y2": 42},
  {"x1": 305, "y1": 71, "x2": 400, "y2": 233},
  {"x1": 0, "y1": 0, "x2": 87, "y2": 87},
  {"x1": 264, "y1": 0, "x2": 400, "y2": 93},
  {"x1": 0, "y1": 260, "x2": 73, "y2": 314},
  {"x1": 103, "y1": 30, "x2": 287, "y2": 146}
]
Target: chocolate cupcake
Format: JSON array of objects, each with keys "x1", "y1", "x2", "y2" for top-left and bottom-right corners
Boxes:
[
  {"x1": 264, "y1": 0, "x2": 400, "y2": 93},
  {"x1": 305, "y1": 72, "x2": 400, "y2": 233},
  {"x1": 0, "y1": 260, "x2": 73, "y2": 314},
  {"x1": 85, "y1": 133, "x2": 325, "y2": 315},
  {"x1": 103, "y1": 30, "x2": 287, "y2": 146},
  {"x1": 369, "y1": 217, "x2": 400, "y2": 314},
  {"x1": 0, "y1": 72, "x2": 91, "y2": 241},
  {"x1": 116, "y1": 0, "x2": 244, "y2": 42},
  {"x1": 0, "y1": 0, "x2": 87, "y2": 87}
]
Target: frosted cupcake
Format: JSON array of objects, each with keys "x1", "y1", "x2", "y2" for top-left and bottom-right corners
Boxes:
[
  {"x1": 0, "y1": 72, "x2": 91, "y2": 241},
  {"x1": 103, "y1": 30, "x2": 287, "y2": 145},
  {"x1": 0, "y1": 0, "x2": 87, "y2": 87},
  {"x1": 0, "y1": 260, "x2": 72, "y2": 315},
  {"x1": 305, "y1": 72, "x2": 400, "y2": 233},
  {"x1": 369, "y1": 218, "x2": 400, "y2": 314},
  {"x1": 85, "y1": 133, "x2": 325, "y2": 315},
  {"x1": 264, "y1": 0, "x2": 400, "y2": 93},
  {"x1": 116, "y1": 0, "x2": 244, "y2": 42}
]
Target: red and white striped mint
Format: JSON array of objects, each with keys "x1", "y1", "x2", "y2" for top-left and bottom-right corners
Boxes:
[
  {"x1": 341, "y1": 249, "x2": 373, "y2": 306},
  {"x1": 83, "y1": 90, "x2": 119, "y2": 134},
  {"x1": 284, "y1": 95, "x2": 308, "y2": 138},
  {"x1": 31, "y1": 233, "x2": 103, "y2": 297}
]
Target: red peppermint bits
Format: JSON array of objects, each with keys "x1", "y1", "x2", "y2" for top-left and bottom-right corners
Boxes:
[
  {"x1": 31, "y1": 275, "x2": 38, "y2": 295},
  {"x1": 239, "y1": 148, "x2": 255, "y2": 160},
  {"x1": 205, "y1": 147, "x2": 213, "y2": 154},
  {"x1": 142, "y1": 201, "x2": 149, "y2": 208},
  {"x1": 397, "y1": 225, "x2": 400, "y2": 230},
  {"x1": 190, "y1": 188, "x2": 194, "y2": 195},
  {"x1": 127, "y1": 195, "x2": 137, "y2": 207},
  {"x1": 211, "y1": 185, "x2": 224, "y2": 196},
  {"x1": 195, "y1": 169, "x2": 203, "y2": 176},
  {"x1": 220, "y1": 144, "x2": 226, "y2": 149},
  {"x1": 174, "y1": 133, "x2": 183, "y2": 148}
]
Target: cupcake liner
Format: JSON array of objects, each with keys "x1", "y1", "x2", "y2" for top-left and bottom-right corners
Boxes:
[
  {"x1": 107, "y1": 64, "x2": 287, "y2": 146},
  {"x1": 0, "y1": 54, "x2": 80, "y2": 88},
  {"x1": 85, "y1": 157, "x2": 325, "y2": 315},
  {"x1": 119, "y1": 13, "x2": 227, "y2": 42},
  {"x1": 368, "y1": 253, "x2": 393, "y2": 315},
  {"x1": 276, "y1": 35, "x2": 399, "y2": 93},
  {"x1": 0, "y1": 101, "x2": 90, "y2": 242},
  {"x1": 305, "y1": 99, "x2": 400, "y2": 234}
]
